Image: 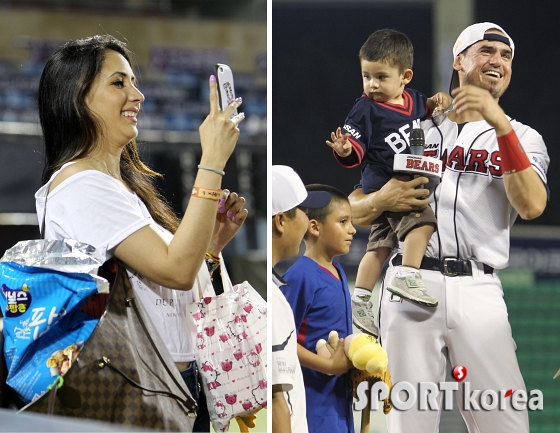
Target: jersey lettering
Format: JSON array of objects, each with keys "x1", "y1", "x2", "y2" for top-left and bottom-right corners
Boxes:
[
  {"x1": 465, "y1": 149, "x2": 489, "y2": 173},
  {"x1": 342, "y1": 124, "x2": 361, "y2": 140},
  {"x1": 385, "y1": 132, "x2": 408, "y2": 153},
  {"x1": 444, "y1": 146, "x2": 503, "y2": 177},
  {"x1": 488, "y1": 152, "x2": 502, "y2": 176},
  {"x1": 424, "y1": 142, "x2": 439, "y2": 158},
  {"x1": 446, "y1": 147, "x2": 466, "y2": 171},
  {"x1": 384, "y1": 120, "x2": 422, "y2": 154},
  {"x1": 398, "y1": 124, "x2": 411, "y2": 144}
]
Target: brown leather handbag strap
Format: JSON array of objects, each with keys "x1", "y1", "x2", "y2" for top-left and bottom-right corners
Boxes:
[
  {"x1": 98, "y1": 356, "x2": 197, "y2": 413},
  {"x1": 115, "y1": 262, "x2": 198, "y2": 413}
]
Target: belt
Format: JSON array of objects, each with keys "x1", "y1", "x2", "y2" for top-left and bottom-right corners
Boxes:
[{"x1": 391, "y1": 254, "x2": 494, "y2": 277}]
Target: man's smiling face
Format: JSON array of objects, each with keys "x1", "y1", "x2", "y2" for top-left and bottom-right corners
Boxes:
[{"x1": 455, "y1": 31, "x2": 513, "y2": 99}]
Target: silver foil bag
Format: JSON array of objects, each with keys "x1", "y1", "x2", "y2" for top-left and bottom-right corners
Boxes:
[{"x1": 1, "y1": 239, "x2": 109, "y2": 293}]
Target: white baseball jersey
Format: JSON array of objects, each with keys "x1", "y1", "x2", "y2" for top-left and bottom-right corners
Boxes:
[
  {"x1": 422, "y1": 116, "x2": 549, "y2": 269},
  {"x1": 379, "y1": 114, "x2": 549, "y2": 433},
  {"x1": 271, "y1": 272, "x2": 308, "y2": 433}
]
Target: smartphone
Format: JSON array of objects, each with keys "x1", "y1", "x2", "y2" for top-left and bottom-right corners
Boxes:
[{"x1": 214, "y1": 63, "x2": 238, "y2": 116}]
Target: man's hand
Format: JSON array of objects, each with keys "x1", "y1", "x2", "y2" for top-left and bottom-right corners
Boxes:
[
  {"x1": 349, "y1": 176, "x2": 429, "y2": 226},
  {"x1": 326, "y1": 127, "x2": 352, "y2": 157},
  {"x1": 452, "y1": 85, "x2": 511, "y2": 135}
]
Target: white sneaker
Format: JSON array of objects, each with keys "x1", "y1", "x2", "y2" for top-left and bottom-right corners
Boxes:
[
  {"x1": 387, "y1": 272, "x2": 438, "y2": 307},
  {"x1": 351, "y1": 294, "x2": 378, "y2": 337}
]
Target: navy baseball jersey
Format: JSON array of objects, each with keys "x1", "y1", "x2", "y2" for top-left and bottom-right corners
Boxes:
[{"x1": 335, "y1": 88, "x2": 431, "y2": 193}]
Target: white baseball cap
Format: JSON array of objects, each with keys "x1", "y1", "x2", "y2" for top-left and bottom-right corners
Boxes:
[
  {"x1": 450, "y1": 22, "x2": 515, "y2": 92},
  {"x1": 271, "y1": 165, "x2": 331, "y2": 215}
]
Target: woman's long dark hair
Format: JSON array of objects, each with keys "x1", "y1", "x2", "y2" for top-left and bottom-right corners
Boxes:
[{"x1": 38, "y1": 35, "x2": 179, "y2": 233}]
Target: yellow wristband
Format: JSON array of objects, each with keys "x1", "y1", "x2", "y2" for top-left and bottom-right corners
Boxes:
[
  {"x1": 206, "y1": 252, "x2": 220, "y2": 261},
  {"x1": 191, "y1": 186, "x2": 222, "y2": 201},
  {"x1": 205, "y1": 252, "x2": 220, "y2": 274}
]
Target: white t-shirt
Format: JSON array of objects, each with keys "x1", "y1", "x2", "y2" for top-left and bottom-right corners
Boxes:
[
  {"x1": 271, "y1": 271, "x2": 308, "y2": 433},
  {"x1": 35, "y1": 163, "x2": 213, "y2": 363}
]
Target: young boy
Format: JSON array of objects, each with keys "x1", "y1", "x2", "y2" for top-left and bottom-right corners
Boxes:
[
  {"x1": 280, "y1": 184, "x2": 356, "y2": 433},
  {"x1": 326, "y1": 29, "x2": 452, "y2": 336},
  {"x1": 271, "y1": 165, "x2": 332, "y2": 433}
]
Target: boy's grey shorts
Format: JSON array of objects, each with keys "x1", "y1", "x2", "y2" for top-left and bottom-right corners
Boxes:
[{"x1": 366, "y1": 206, "x2": 437, "y2": 251}]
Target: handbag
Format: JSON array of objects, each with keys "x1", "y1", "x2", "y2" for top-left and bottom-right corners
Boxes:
[
  {"x1": 19, "y1": 258, "x2": 198, "y2": 431},
  {"x1": 2, "y1": 179, "x2": 198, "y2": 430},
  {"x1": 188, "y1": 267, "x2": 267, "y2": 433}
]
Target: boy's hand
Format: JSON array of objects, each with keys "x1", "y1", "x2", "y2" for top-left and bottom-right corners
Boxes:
[
  {"x1": 327, "y1": 337, "x2": 353, "y2": 376},
  {"x1": 436, "y1": 92, "x2": 452, "y2": 111},
  {"x1": 428, "y1": 92, "x2": 452, "y2": 113},
  {"x1": 326, "y1": 127, "x2": 352, "y2": 158},
  {"x1": 429, "y1": 92, "x2": 452, "y2": 125}
]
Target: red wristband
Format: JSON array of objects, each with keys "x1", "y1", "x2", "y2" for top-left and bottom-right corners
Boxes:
[{"x1": 497, "y1": 130, "x2": 531, "y2": 174}]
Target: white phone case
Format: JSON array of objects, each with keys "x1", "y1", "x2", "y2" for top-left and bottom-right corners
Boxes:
[{"x1": 214, "y1": 63, "x2": 237, "y2": 116}]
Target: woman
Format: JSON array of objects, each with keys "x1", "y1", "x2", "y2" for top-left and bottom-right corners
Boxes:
[{"x1": 35, "y1": 35, "x2": 246, "y2": 431}]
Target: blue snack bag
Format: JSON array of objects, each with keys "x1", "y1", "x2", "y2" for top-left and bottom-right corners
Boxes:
[
  {"x1": 6, "y1": 309, "x2": 97, "y2": 403},
  {"x1": 0, "y1": 240, "x2": 108, "y2": 403}
]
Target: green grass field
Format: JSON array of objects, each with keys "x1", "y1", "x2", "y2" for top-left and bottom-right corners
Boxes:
[{"x1": 502, "y1": 270, "x2": 560, "y2": 432}]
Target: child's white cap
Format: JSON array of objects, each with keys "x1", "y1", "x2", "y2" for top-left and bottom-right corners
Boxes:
[{"x1": 272, "y1": 165, "x2": 331, "y2": 215}]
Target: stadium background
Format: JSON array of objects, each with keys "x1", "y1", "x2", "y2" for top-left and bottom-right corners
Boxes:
[
  {"x1": 0, "y1": 0, "x2": 267, "y2": 289},
  {"x1": 1, "y1": 0, "x2": 559, "y2": 431},
  {"x1": 273, "y1": 0, "x2": 560, "y2": 432},
  {"x1": 0, "y1": 1, "x2": 266, "y2": 432}
]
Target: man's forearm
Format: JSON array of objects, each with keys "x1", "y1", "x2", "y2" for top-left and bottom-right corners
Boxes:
[
  {"x1": 494, "y1": 128, "x2": 547, "y2": 220},
  {"x1": 349, "y1": 177, "x2": 429, "y2": 226},
  {"x1": 504, "y1": 168, "x2": 547, "y2": 220},
  {"x1": 349, "y1": 188, "x2": 382, "y2": 226}
]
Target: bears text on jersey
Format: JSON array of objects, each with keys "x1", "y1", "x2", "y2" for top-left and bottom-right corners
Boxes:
[{"x1": 424, "y1": 143, "x2": 502, "y2": 177}]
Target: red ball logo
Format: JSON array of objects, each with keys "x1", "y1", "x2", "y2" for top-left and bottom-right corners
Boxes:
[{"x1": 452, "y1": 365, "x2": 467, "y2": 382}]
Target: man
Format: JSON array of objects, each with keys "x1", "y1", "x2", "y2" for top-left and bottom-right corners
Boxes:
[
  {"x1": 350, "y1": 22, "x2": 549, "y2": 432},
  {"x1": 270, "y1": 165, "x2": 331, "y2": 433}
]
